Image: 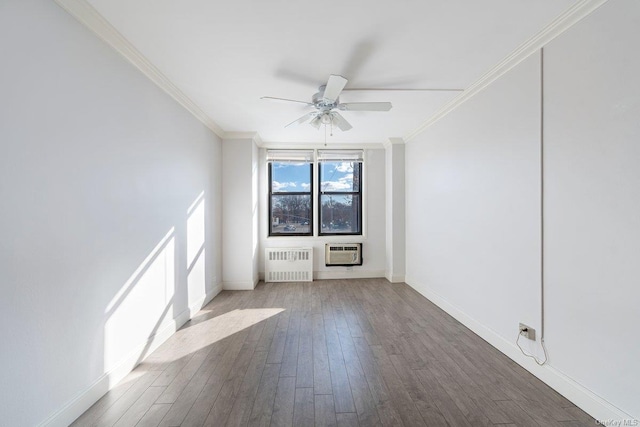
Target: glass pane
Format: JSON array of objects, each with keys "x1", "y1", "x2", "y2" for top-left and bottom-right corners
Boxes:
[
  {"x1": 271, "y1": 195, "x2": 311, "y2": 234},
  {"x1": 271, "y1": 162, "x2": 311, "y2": 193},
  {"x1": 320, "y1": 194, "x2": 360, "y2": 234},
  {"x1": 320, "y1": 161, "x2": 360, "y2": 193}
]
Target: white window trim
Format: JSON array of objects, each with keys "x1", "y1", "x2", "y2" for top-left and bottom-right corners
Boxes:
[{"x1": 265, "y1": 149, "x2": 367, "y2": 239}]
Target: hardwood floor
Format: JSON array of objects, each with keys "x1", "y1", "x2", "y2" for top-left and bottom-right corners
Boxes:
[{"x1": 72, "y1": 279, "x2": 594, "y2": 426}]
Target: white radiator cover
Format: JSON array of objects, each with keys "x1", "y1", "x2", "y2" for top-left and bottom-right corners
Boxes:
[{"x1": 265, "y1": 248, "x2": 313, "y2": 282}]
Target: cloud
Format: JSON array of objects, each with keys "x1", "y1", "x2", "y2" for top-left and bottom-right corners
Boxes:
[
  {"x1": 321, "y1": 180, "x2": 351, "y2": 191},
  {"x1": 321, "y1": 173, "x2": 354, "y2": 191},
  {"x1": 335, "y1": 162, "x2": 354, "y2": 173},
  {"x1": 274, "y1": 162, "x2": 307, "y2": 168},
  {"x1": 272, "y1": 181, "x2": 298, "y2": 191},
  {"x1": 301, "y1": 183, "x2": 311, "y2": 189}
]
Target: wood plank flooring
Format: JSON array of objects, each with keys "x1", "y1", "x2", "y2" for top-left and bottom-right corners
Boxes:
[{"x1": 72, "y1": 279, "x2": 593, "y2": 426}]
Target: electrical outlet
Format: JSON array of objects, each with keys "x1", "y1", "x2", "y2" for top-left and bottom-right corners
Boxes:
[{"x1": 519, "y1": 323, "x2": 536, "y2": 340}]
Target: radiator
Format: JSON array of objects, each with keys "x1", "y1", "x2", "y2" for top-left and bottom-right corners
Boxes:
[{"x1": 265, "y1": 247, "x2": 313, "y2": 282}]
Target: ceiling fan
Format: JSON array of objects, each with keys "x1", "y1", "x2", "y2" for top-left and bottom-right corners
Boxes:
[{"x1": 261, "y1": 74, "x2": 392, "y2": 132}]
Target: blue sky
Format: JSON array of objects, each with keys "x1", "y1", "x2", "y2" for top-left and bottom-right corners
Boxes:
[
  {"x1": 272, "y1": 161, "x2": 355, "y2": 192},
  {"x1": 272, "y1": 163, "x2": 311, "y2": 192}
]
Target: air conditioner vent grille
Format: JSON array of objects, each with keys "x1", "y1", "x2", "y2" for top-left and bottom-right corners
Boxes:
[
  {"x1": 325, "y1": 243, "x2": 362, "y2": 266},
  {"x1": 328, "y1": 246, "x2": 359, "y2": 251}
]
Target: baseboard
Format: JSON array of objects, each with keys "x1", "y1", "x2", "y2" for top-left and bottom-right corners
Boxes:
[
  {"x1": 385, "y1": 273, "x2": 406, "y2": 283},
  {"x1": 257, "y1": 270, "x2": 385, "y2": 282},
  {"x1": 404, "y1": 276, "x2": 635, "y2": 422},
  {"x1": 188, "y1": 283, "x2": 223, "y2": 317},
  {"x1": 223, "y1": 279, "x2": 257, "y2": 290},
  {"x1": 314, "y1": 269, "x2": 385, "y2": 280},
  {"x1": 38, "y1": 368, "x2": 111, "y2": 427},
  {"x1": 40, "y1": 285, "x2": 222, "y2": 427}
]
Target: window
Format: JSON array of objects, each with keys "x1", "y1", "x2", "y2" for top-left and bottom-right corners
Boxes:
[
  {"x1": 318, "y1": 150, "x2": 363, "y2": 235},
  {"x1": 267, "y1": 149, "x2": 363, "y2": 237},
  {"x1": 268, "y1": 150, "x2": 313, "y2": 236}
]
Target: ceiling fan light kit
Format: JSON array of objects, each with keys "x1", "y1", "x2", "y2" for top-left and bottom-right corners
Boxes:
[{"x1": 262, "y1": 74, "x2": 393, "y2": 133}]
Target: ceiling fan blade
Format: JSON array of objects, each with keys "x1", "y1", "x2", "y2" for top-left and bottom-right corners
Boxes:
[
  {"x1": 261, "y1": 96, "x2": 313, "y2": 105},
  {"x1": 274, "y1": 68, "x2": 320, "y2": 86},
  {"x1": 342, "y1": 39, "x2": 376, "y2": 82},
  {"x1": 343, "y1": 88, "x2": 463, "y2": 92},
  {"x1": 323, "y1": 75, "x2": 348, "y2": 103},
  {"x1": 331, "y1": 112, "x2": 352, "y2": 131},
  {"x1": 339, "y1": 102, "x2": 392, "y2": 112},
  {"x1": 285, "y1": 112, "x2": 316, "y2": 128}
]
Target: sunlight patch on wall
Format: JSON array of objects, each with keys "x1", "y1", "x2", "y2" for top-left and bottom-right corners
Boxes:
[
  {"x1": 187, "y1": 192, "x2": 206, "y2": 305},
  {"x1": 104, "y1": 227, "x2": 176, "y2": 371}
]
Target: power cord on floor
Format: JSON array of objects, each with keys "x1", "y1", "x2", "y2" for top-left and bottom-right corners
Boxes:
[{"x1": 516, "y1": 330, "x2": 549, "y2": 366}]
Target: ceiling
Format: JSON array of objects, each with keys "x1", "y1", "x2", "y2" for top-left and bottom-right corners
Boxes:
[{"x1": 84, "y1": 0, "x2": 577, "y2": 145}]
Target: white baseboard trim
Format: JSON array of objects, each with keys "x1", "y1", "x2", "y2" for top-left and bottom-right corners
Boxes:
[
  {"x1": 385, "y1": 273, "x2": 406, "y2": 283},
  {"x1": 39, "y1": 368, "x2": 110, "y2": 427},
  {"x1": 188, "y1": 283, "x2": 223, "y2": 317},
  {"x1": 258, "y1": 270, "x2": 385, "y2": 282},
  {"x1": 404, "y1": 276, "x2": 635, "y2": 422},
  {"x1": 40, "y1": 285, "x2": 223, "y2": 427},
  {"x1": 314, "y1": 270, "x2": 385, "y2": 280},
  {"x1": 223, "y1": 280, "x2": 257, "y2": 290}
]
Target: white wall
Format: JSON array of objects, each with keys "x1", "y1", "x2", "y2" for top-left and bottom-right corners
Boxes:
[
  {"x1": 0, "y1": 1, "x2": 222, "y2": 425},
  {"x1": 385, "y1": 140, "x2": 406, "y2": 282},
  {"x1": 222, "y1": 137, "x2": 259, "y2": 290},
  {"x1": 252, "y1": 140, "x2": 260, "y2": 286},
  {"x1": 405, "y1": 0, "x2": 639, "y2": 420},
  {"x1": 543, "y1": 0, "x2": 640, "y2": 417},
  {"x1": 406, "y1": 52, "x2": 543, "y2": 345},
  {"x1": 258, "y1": 148, "x2": 386, "y2": 279}
]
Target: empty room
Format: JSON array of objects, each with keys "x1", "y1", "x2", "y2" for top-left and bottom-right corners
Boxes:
[{"x1": 1, "y1": 0, "x2": 638, "y2": 426}]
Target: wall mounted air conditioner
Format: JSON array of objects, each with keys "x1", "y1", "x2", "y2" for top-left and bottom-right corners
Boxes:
[{"x1": 325, "y1": 243, "x2": 362, "y2": 266}]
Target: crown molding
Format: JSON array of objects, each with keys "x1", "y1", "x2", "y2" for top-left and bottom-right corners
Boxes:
[
  {"x1": 54, "y1": 0, "x2": 225, "y2": 138},
  {"x1": 404, "y1": 0, "x2": 611, "y2": 143},
  {"x1": 258, "y1": 142, "x2": 386, "y2": 150},
  {"x1": 55, "y1": 0, "x2": 609, "y2": 145},
  {"x1": 252, "y1": 133, "x2": 263, "y2": 147},
  {"x1": 223, "y1": 131, "x2": 259, "y2": 140},
  {"x1": 383, "y1": 137, "x2": 405, "y2": 148},
  {"x1": 222, "y1": 131, "x2": 264, "y2": 148}
]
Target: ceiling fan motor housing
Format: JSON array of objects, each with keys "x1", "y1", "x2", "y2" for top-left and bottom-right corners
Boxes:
[
  {"x1": 312, "y1": 86, "x2": 338, "y2": 111},
  {"x1": 263, "y1": 75, "x2": 391, "y2": 132}
]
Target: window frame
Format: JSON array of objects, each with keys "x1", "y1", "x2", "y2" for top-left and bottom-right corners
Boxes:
[
  {"x1": 268, "y1": 161, "x2": 314, "y2": 237},
  {"x1": 317, "y1": 159, "x2": 363, "y2": 236}
]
